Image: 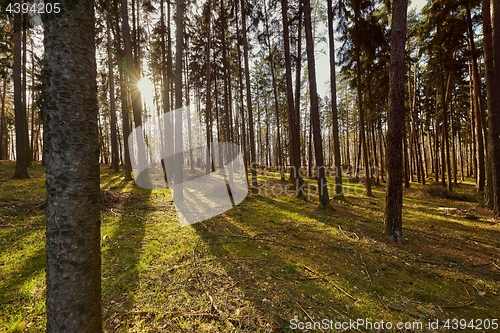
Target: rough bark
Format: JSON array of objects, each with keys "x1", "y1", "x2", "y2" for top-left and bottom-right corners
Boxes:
[
  {"x1": 44, "y1": 0, "x2": 102, "y2": 331},
  {"x1": 385, "y1": 0, "x2": 408, "y2": 243}
]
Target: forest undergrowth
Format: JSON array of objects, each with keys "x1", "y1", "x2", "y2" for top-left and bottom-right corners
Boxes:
[{"x1": 0, "y1": 161, "x2": 499, "y2": 332}]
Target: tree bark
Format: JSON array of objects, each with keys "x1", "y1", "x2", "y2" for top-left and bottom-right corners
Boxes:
[
  {"x1": 121, "y1": 0, "x2": 151, "y2": 187},
  {"x1": 44, "y1": 0, "x2": 102, "y2": 331},
  {"x1": 264, "y1": 0, "x2": 284, "y2": 180},
  {"x1": 0, "y1": 75, "x2": 6, "y2": 160},
  {"x1": 385, "y1": 0, "x2": 408, "y2": 243},
  {"x1": 282, "y1": 0, "x2": 304, "y2": 196},
  {"x1": 240, "y1": 0, "x2": 258, "y2": 194},
  {"x1": 467, "y1": 4, "x2": 486, "y2": 192},
  {"x1": 483, "y1": 0, "x2": 500, "y2": 219},
  {"x1": 107, "y1": 11, "x2": 119, "y2": 172},
  {"x1": 327, "y1": 0, "x2": 344, "y2": 200},
  {"x1": 353, "y1": 0, "x2": 372, "y2": 197},
  {"x1": 174, "y1": 0, "x2": 184, "y2": 201},
  {"x1": 22, "y1": 12, "x2": 31, "y2": 166},
  {"x1": 13, "y1": 1, "x2": 29, "y2": 178},
  {"x1": 303, "y1": 0, "x2": 330, "y2": 209}
]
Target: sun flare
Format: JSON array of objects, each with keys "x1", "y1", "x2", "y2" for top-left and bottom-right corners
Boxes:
[
  {"x1": 137, "y1": 76, "x2": 155, "y2": 110},
  {"x1": 137, "y1": 77, "x2": 154, "y2": 97}
]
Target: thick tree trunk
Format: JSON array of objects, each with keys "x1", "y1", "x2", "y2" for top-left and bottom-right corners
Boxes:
[
  {"x1": 13, "y1": 2, "x2": 29, "y2": 179},
  {"x1": 385, "y1": 0, "x2": 408, "y2": 243},
  {"x1": 44, "y1": 1, "x2": 102, "y2": 331}
]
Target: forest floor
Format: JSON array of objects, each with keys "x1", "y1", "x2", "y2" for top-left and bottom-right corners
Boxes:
[{"x1": 1, "y1": 161, "x2": 499, "y2": 332}]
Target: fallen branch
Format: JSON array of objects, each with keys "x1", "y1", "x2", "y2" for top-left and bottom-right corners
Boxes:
[
  {"x1": 376, "y1": 293, "x2": 443, "y2": 324},
  {"x1": 192, "y1": 244, "x2": 239, "y2": 330},
  {"x1": 491, "y1": 262, "x2": 500, "y2": 271},
  {"x1": 302, "y1": 265, "x2": 357, "y2": 301},
  {"x1": 440, "y1": 298, "x2": 476, "y2": 309},
  {"x1": 210, "y1": 233, "x2": 306, "y2": 249},
  {"x1": 359, "y1": 255, "x2": 373, "y2": 286},
  {"x1": 297, "y1": 302, "x2": 325, "y2": 333}
]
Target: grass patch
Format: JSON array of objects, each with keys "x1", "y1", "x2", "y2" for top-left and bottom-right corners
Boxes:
[{"x1": 1, "y1": 161, "x2": 499, "y2": 332}]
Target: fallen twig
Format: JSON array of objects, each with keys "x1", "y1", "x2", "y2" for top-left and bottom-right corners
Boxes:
[
  {"x1": 359, "y1": 255, "x2": 373, "y2": 286},
  {"x1": 376, "y1": 294, "x2": 443, "y2": 324},
  {"x1": 303, "y1": 265, "x2": 357, "y2": 301},
  {"x1": 440, "y1": 298, "x2": 476, "y2": 309},
  {"x1": 210, "y1": 233, "x2": 306, "y2": 249},
  {"x1": 491, "y1": 262, "x2": 500, "y2": 271},
  {"x1": 297, "y1": 302, "x2": 325, "y2": 333},
  {"x1": 192, "y1": 244, "x2": 239, "y2": 330}
]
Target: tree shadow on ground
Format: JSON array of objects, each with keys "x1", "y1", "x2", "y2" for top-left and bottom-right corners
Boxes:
[
  {"x1": 100, "y1": 170, "x2": 151, "y2": 331},
  {"x1": 189, "y1": 190, "x2": 500, "y2": 331}
]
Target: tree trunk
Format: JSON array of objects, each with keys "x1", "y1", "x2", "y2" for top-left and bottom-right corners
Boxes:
[
  {"x1": 354, "y1": 1, "x2": 372, "y2": 197},
  {"x1": 483, "y1": 0, "x2": 500, "y2": 219},
  {"x1": 44, "y1": 0, "x2": 102, "y2": 330},
  {"x1": 174, "y1": 0, "x2": 184, "y2": 201},
  {"x1": 327, "y1": 0, "x2": 344, "y2": 200},
  {"x1": 303, "y1": 0, "x2": 330, "y2": 208},
  {"x1": 13, "y1": 2, "x2": 29, "y2": 179},
  {"x1": 466, "y1": 5, "x2": 485, "y2": 192},
  {"x1": 121, "y1": 0, "x2": 151, "y2": 187},
  {"x1": 385, "y1": 0, "x2": 408, "y2": 243},
  {"x1": 282, "y1": 0, "x2": 304, "y2": 196},
  {"x1": 234, "y1": 1, "x2": 249, "y2": 180},
  {"x1": 264, "y1": 0, "x2": 284, "y2": 180},
  {"x1": 22, "y1": 13, "x2": 31, "y2": 166},
  {"x1": 240, "y1": 0, "x2": 258, "y2": 194},
  {"x1": 0, "y1": 75, "x2": 6, "y2": 160},
  {"x1": 107, "y1": 12, "x2": 119, "y2": 172}
]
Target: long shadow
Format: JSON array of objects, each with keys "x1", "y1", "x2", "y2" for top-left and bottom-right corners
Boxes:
[
  {"x1": 0, "y1": 245, "x2": 45, "y2": 305},
  {"x1": 190, "y1": 195, "x2": 392, "y2": 332},
  {"x1": 100, "y1": 171, "x2": 151, "y2": 329},
  {"x1": 189, "y1": 189, "x2": 500, "y2": 331}
]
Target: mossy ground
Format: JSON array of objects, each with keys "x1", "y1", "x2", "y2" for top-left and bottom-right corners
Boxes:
[{"x1": 1, "y1": 161, "x2": 499, "y2": 332}]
